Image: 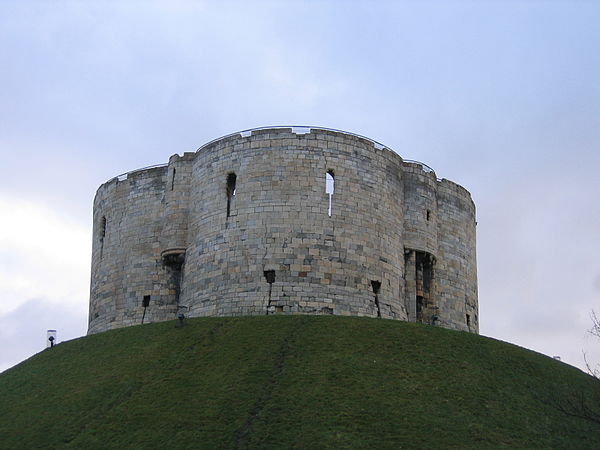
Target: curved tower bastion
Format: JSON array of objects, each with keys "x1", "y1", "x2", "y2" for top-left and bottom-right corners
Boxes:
[{"x1": 88, "y1": 127, "x2": 478, "y2": 334}]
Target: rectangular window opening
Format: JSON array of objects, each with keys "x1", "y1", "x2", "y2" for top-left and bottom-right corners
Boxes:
[
  {"x1": 371, "y1": 280, "x2": 381, "y2": 294},
  {"x1": 264, "y1": 270, "x2": 276, "y2": 284},
  {"x1": 100, "y1": 216, "x2": 106, "y2": 240},
  {"x1": 142, "y1": 295, "x2": 151, "y2": 308}
]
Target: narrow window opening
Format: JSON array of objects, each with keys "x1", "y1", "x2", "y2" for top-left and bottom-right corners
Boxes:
[
  {"x1": 426, "y1": 210, "x2": 431, "y2": 221},
  {"x1": 466, "y1": 313, "x2": 471, "y2": 329},
  {"x1": 171, "y1": 168, "x2": 176, "y2": 190},
  {"x1": 100, "y1": 216, "x2": 106, "y2": 240},
  {"x1": 226, "y1": 173, "x2": 237, "y2": 217},
  {"x1": 326, "y1": 170, "x2": 335, "y2": 217},
  {"x1": 99, "y1": 216, "x2": 107, "y2": 259},
  {"x1": 371, "y1": 280, "x2": 382, "y2": 318}
]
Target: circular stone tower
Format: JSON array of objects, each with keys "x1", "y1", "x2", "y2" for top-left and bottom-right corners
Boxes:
[{"x1": 88, "y1": 127, "x2": 478, "y2": 334}]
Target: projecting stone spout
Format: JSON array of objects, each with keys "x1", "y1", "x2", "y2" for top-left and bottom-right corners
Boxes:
[{"x1": 161, "y1": 248, "x2": 186, "y2": 269}]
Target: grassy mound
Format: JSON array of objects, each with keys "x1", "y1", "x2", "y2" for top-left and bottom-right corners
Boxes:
[{"x1": 1, "y1": 316, "x2": 599, "y2": 448}]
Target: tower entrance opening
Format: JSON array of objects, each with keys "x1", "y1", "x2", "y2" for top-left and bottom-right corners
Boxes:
[
  {"x1": 404, "y1": 249, "x2": 436, "y2": 325},
  {"x1": 161, "y1": 248, "x2": 186, "y2": 310}
]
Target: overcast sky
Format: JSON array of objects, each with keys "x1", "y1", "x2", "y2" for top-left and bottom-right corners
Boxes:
[{"x1": 1, "y1": 0, "x2": 599, "y2": 373}]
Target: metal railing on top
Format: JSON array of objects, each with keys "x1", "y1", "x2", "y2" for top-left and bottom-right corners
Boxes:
[
  {"x1": 195, "y1": 125, "x2": 391, "y2": 152},
  {"x1": 111, "y1": 163, "x2": 168, "y2": 182},
  {"x1": 402, "y1": 159, "x2": 436, "y2": 174}
]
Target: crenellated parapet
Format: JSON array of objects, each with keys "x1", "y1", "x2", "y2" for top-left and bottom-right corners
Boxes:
[{"x1": 88, "y1": 127, "x2": 478, "y2": 334}]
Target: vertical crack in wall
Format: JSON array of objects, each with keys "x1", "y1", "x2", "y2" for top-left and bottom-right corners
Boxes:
[
  {"x1": 464, "y1": 296, "x2": 471, "y2": 332},
  {"x1": 261, "y1": 223, "x2": 273, "y2": 314},
  {"x1": 261, "y1": 225, "x2": 269, "y2": 262}
]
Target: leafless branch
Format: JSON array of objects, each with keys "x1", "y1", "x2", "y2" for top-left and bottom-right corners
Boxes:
[
  {"x1": 551, "y1": 390, "x2": 600, "y2": 425},
  {"x1": 583, "y1": 351, "x2": 600, "y2": 379},
  {"x1": 549, "y1": 310, "x2": 600, "y2": 425},
  {"x1": 591, "y1": 310, "x2": 600, "y2": 339}
]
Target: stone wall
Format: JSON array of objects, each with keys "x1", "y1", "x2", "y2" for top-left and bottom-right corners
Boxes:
[{"x1": 88, "y1": 127, "x2": 478, "y2": 334}]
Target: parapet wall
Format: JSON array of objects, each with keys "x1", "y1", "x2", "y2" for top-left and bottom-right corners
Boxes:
[{"x1": 89, "y1": 127, "x2": 478, "y2": 334}]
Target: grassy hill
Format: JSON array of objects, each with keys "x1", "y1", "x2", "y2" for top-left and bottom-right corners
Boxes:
[{"x1": 1, "y1": 315, "x2": 599, "y2": 449}]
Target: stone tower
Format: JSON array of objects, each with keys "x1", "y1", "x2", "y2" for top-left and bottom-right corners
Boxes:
[{"x1": 88, "y1": 127, "x2": 478, "y2": 334}]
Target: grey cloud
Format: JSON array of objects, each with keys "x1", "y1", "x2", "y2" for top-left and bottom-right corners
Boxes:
[{"x1": 1, "y1": 0, "x2": 600, "y2": 373}]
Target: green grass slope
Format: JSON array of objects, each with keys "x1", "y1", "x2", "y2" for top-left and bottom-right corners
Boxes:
[{"x1": 1, "y1": 316, "x2": 599, "y2": 449}]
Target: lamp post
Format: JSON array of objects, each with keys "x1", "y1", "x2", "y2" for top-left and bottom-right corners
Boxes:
[{"x1": 46, "y1": 330, "x2": 57, "y2": 348}]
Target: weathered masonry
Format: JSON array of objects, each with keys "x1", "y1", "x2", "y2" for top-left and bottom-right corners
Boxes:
[{"x1": 88, "y1": 127, "x2": 478, "y2": 334}]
